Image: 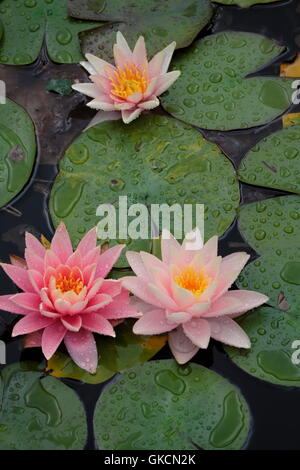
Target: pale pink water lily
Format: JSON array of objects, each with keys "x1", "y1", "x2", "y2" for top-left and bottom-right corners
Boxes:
[
  {"x1": 72, "y1": 31, "x2": 181, "y2": 125},
  {"x1": 0, "y1": 223, "x2": 140, "y2": 373},
  {"x1": 122, "y1": 229, "x2": 269, "y2": 364}
]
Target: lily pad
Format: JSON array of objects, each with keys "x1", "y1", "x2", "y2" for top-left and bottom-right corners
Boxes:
[
  {"x1": 68, "y1": 0, "x2": 214, "y2": 62},
  {"x1": 46, "y1": 78, "x2": 73, "y2": 96},
  {"x1": 0, "y1": 0, "x2": 102, "y2": 65},
  {"x1": 214, "y1": 0, "x2": 283, "y2": 7},
  {"x1": 0, "y1": 363, "x2": 87, "y2": 449},
  {"x1": 46, "y1": 320, "x2": 167, "y2": 384},
  {"x1": 49, "y1": 114, "x2": 240, "y2": 267},
  {"x1": 0, "y1": 98, "x2": 36, "y2": 208},
  {"x1": 161, "y1": 31, "x2": 293, "y2": 130},
  {"x1": 94, "y1": 360, "x2": 250, "y2": 450},
  {"x1": 225, "y1": 306, "x2": 300, "y2": 387},
  {"x1": 238, "y1": 123, "x2": 300, "y2": 194}
]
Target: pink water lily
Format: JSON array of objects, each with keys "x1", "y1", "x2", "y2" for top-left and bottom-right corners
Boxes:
[
  {"x1": 72, "y1": 31, "x2": 181, "y2": 124},
  {"x1": 122, "y1": 229, "x2": 269, "y2": 364},
  {"x1": 0, "y1": 223, "x2": 140, "y2": 373}
]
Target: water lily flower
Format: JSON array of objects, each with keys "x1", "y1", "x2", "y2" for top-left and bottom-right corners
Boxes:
[
  {"x1": 72, "y1": 31, "x2": 181, "y2": 124},
  {"x1": 0, "y1": 223, "x2": 140, "y2": 373},
  {"x1": 122, "y1": 229, "x2": 269, "y2": 364}
]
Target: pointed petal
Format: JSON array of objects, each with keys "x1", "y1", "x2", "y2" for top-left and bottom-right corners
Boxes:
[
  {"x1": 0, "y1": 294, "x2": 33, "y2": 315},
  {"x1": 161, "y1": 229, "x2": 181, "y2": 264},
  {"x1": 1, "y1": 263, "x2": 34, "y2": 292},
  {"x1": 64, "y1": 329, "x2": 98, "y2": 373},
  {"x1": 87, "y1": 99, "x2": 116, "y2": 111},
  {"x1": 77, "y1": 227, "x2": 97, "y2": 254},
  {"x1": 28, "y1": 269, "x2": 44, "y2": 293},
  {"x1": 96, "y1": 244, "x2": 125, "y2": 278},
  {"x1": 80, "y1": 60, "x2": 97, "y2": 75},
  {"x1": 10, "y1": 293, "x2": 40, "y2": 311},
  {"x1": 168, "y1": 326, "x2": 199, "y2": 364},
  {"x1": 127, "y1": 91, "x2": 142, "y2": 104},
  {"x1": 72, "y1": 82, "x2": 103, "y2": 99},
  {"x1": 121, "y1": 108, "x2": 142, "y2": 124},
  {"x1": 61, "y1": 315, "x2": 82, "y2": 332},
  {"x1": 25, "y1": 232, "x2": 46, "y2": 258},
  {"x1": 12, "y1": 313, "x2": 54, "y2": 337},
  {"x1": 133, "y1": 36, "x2": 147, "y2": 68},
  {"x1": 149, "y1": 41, "x2": 176, "y2": 76},
  {"x1": 99, "y1": 290, "x2": 140, "y2": 319},
  {"x1": 83, "y1": 110, "x2": 121, "y2": 131},
  {"x1": 148, "y1": 283, "x2": 178, "y2": 310},
  {"x1": 100, "y1": 279, "x2": 122, "y2": 297},
  {"x1": 85, "y1": 53, "x2": 116, "y2": 76},
  {"x1": 154, "y1": 71, "x2": 181, "y2": 96},
  {"x1": 208, "y1": 317, "x2": 251, "y2": 348},
  {"x1": 42, "y1": 321, "x2": 66, "y2": 359},
  {"x1": 183, "y1": 318, "x2": 211, "y2": 348},
  {"x1": 138, "y1": 97, "x2": 160, "y2": 110},
  {"x1": 213, "y1": 252, "x2": 250, "y2": 300},
  {"x1": 82, "y1": 313, "x2": 115, "y2": 336},
  {"x1": 218, "y1": 290, "x2": 268, "y2": 318},
  {"x1": 166, "y1": 311, "x2": 192, "y2": 323},
  {"x1": 84, "y1": 293, "x2": 112, "y2": 313},
  {"x1": 133, "y1": 308, "x2": 176, "y2": 335},
  {"x1": 50, "y1": 223, "x2": 73, "y2": 263},
  {"x1": 126, "y1": 251, "x2": 149, "y2": 279},
  {"x1": 24, "y1": 249, "x2": 44, "y2": 273}
]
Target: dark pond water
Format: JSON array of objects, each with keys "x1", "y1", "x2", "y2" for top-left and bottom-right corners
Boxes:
[{"x1": 0, "y1": 0, "x2": 300, "y2": 450}]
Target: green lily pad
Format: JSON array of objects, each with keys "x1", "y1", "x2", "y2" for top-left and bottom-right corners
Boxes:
[
  {"x1": 0, "y1": 363, "x2": 87, "y2": 449},
  {"x1": 94, "y1": 360, "x2": 250, "y2": 450},
  {"x1": 46, "y1": 78, "x2": 73, "y2": 96},
  {"x1": 49, "y1": 114, "x2": 240, "y2": 267},
  {"x1": 215, "y1": 0, "x2": 283, "y2": 7},
  {"x1": 161, "y1": 31, "x2": 293, "y2": 131},
  {"x1": 225, "y1": 306, "x2": 300, "y2": 387},
  {"x1": 0, "y1": 98, "x2": 36, "y2": 208},
  {"x1": 0, "y1": 0, "x2": 102, "y2": 65},
  {"x1": 46, "y1": 320, "x2": 167, "y2": 384},
  {"x1": 68, "y1": 0, "x2": 214, "y2": 62},
  {"x1": 238, "y1": 123, "x2": 300, "y2": 194}
]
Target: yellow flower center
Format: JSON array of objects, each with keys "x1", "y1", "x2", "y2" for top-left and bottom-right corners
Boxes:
[
  {"x1": 109, "y1": 63, "x2": 148, "y2": 99},
  {"x1": 56, "y1": 273, "x2": 84, "y2": 295},
  {"x1": 174, "y1": 266, "x2": 210, "y2": 297}
]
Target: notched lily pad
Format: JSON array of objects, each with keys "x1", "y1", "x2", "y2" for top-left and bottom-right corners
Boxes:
[
  {"x1": 94, "y1": 360, "x2": 250, "y2": 450},
  {"x1": 0, "y1": 98, "x2": 36, "y2": 207},
  {"x1": 0, "y1": 0, "x2": 103, "y2": 65},
  {"x1": 161, "y1": 31, "x2": 293, "y2": 131},
  {"x1": 68, "y1": 0, "x2": 214, "y2": 62},
  {"x1": 238, "y1": 122, "x2": 300, "y2": 194},
  {"x1": 49, "y1": 114, "x2": 240, "y2": 267},
  {"x1": 46, "y1": 320, "x2": 167, "y2": 384},
  {"x1": 0, "y1": 363, "x2": 87, "y2": 449},
  {"x1": 225, "y1": 306, "x2": 300, "y2": 387}
]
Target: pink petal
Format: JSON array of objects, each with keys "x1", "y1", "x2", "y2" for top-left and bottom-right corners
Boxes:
[
  {"x1": 143, "y1": 77, "x2": 158, "y2": 99},
  {"x1": 121, "y1": 108, "x2": 142, "y2": 124},
  {"x1": 200, "y1": 235, "x2": 219, "y2": 264},
  {"x1": 207, "y1": 317, "x2": 251, "y2": 348},
  {"x1": 0, "y1": 294, "x2": 33, "y2": 315},
  {"x1": 87, "y1": 99, "x2": 117, "y2": 111},
  {"x1": 148, "y1": 41, "x2": 176, "y2": 77},
  {"x1": 168, "y1": 326, "x2": 199, "y2": 364},
  {"x1": 53, "y1": 298, "x2": 72, "y2": 315},
  {"x1": 86, "y1": 278, "x2": 104, "y2": 300},
  {"x1": 85, "y1": 53, "x2": 116, "y2": 76},
  {"x1": 91, "y1": 74, "x2": 115, "y2": 95},
  {"x1": 83, "y1": 263, "x2": 96, "y2": 287},
  {"x1": 127, "y1": 91, "x2": 142, "y2": 104},
  {"x1": 114, "y1": 102, "x2": 136, "y2": 111},
  {"x1": 24, "y1": 330, "x2": 43, "y2": 348},
  {"x1": 133, "y1": 36, "x2": 147, "y2": 69},
  {"x1": 10, "y1": 293, "x2": 41, "y2": 311},
  {"x1": 12, "y1": 313, "x2": 54, "y2": 337},
  {"x1": 64, "y1": 329, "x2": 98, "y2": 373},
  {"x1": 77, "y1": 227, "x2": 97, "y2": 254},
  {"x1": 82, "y1": 313, "x2": 115, "y2": 336},
  {"x1": 154, "y1": 71, "x2": 181, "y2": 96},
  {"x1": 100, "y1": 279, "x2": 122, "y2": 297},
  {"x1": 40, "y1": 308, "x2": 60, "y2": 319},
  {"x1": 100, "y1": 290, "x2": 140, "y2": 319},
  {"x1": 9, "y1": 255, "x2": 26, "y2": 269},
  {"x1": 50, "y1": 223, "x2": 73, "y2": 264},
  {"x1": 72, "y1": 82, "x2": 103, "y2": 99},
  {"x1": 40, "y1": 288, "x2": 54, "y2": 310},
  {"x1": 166, "y1": 311, "x2": 192, "y2": 323},
  {"x1": 133, "y1": 308, "x2": 176, "y2": 335},
  {"x1": 161, "y1": 229, "x2": 181, "y2": 264},
  {"x1": 84, "y1": 293, "x2": 112, "y2": 313},
  {"x1": 186, "y1": 301, "x2": 210, "y2": 316},
  {"x1": 41, "y1": 321, "x2": 66, "y2": 359},
  {"x1": 24, "y1": 249, "x2": 45, "y2": 273},
  {"x1": 25, "y1": 232, "x2": 46, "y2": 258},
  {"x1": 84, "y1": 246, "x2": 101, "y2": 266},
  {"x1": 126, "y1": 251, "x2": 149, "y2": 280},
  {"x1": 1, "y1": 263, "x2": 34, "y2": 293},
  {"x1": 122, "y1": 277, "x2": 162, "y2": 308},
  {"x1": 138, "y1": 97, "x2": 160, "y2": 110},
  {"x1": 61, "y1": 315, "x2": 82, "y2": 332},
  {"x1": 148, "y1": 283, "x2": 178, "y2": 310},
  {"x1": 181, "y1": 227, "x2": 204, "y2": 261},
  {"x1": 222, "y1": 290, "x2": 268, "y2": 318},
  {"x1": 66, "y1": 250, "x2": 82, "y2": 270},
  {"x1": 183, "y1": 318, "x2": 211, "y2": 348},
  {"x1": 96, "y1": 244, "x2": 125, "y2": 278},
  {"x1": 213, "y1": 252, "x2": 250, "y2": 300},
  {"x1": 28, "y1": 269, "x2": 44, "y2": 292},
  {"x1": 44, "y1": 250, "x2": 61, "y2": 269},
  {"x1": 171, "y1": 282, "x2": 195, "y2": 309}
]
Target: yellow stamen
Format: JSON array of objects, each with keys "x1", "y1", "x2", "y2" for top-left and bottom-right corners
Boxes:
[
  {"x1": 174, "y1": 266, "x2": 210, "y2": 297},
  {"x1": 109, "y1": 63, "x2": 148, "y2": 99},
  {"x1": 56, "y1": 273, "x2": 84, "y2": 295}
]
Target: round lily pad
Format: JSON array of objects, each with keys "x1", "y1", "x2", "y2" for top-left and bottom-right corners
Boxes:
[
  {"x1": 49, "y1": 114, "x2": 240, "y2": 267},
  {"x1": 0, "y1": 98, "x2": 36, "y2": 208},
  {"x1": 215, "y1": 0, "x2": 283, "y2": 7},
  {"x1": 68, "y1": 0, "x2": 214, "y2": 62},
  {"x1": 161, "y1": 31, "x2": 293, "y2": 131},
  {"x1": 225, "y1": 306, "x2": 300, "y2": 387},
  {"x1": 46, "y1": 320, "x2": 167, "y2": 384},
  {"x1": 0, "y1": 363, "x2": 87, "y2": 449},
  {"x1": 238, "y1": 123, "x2": 300, "y2": 194},
  {"x1": 94, "y1": 360, "x2": 250, "y2": 450},
  {"x1": 0, "y1": 0, "x2": 103, "y2": 65}
]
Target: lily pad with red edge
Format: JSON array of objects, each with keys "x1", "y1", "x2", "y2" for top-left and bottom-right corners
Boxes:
[
  {"x1": 161, "y1": 31, "x2": 293, "y2": 131},
  {"x1": 0, "y1": 363, "x2": 87, "y2": 449},
  {"x1": 93, "y1": 360, "x2": 250, "y2": 450},
  {"x1": 0, "y1": 0, "x2": 103, "y2": 65},
  {"x1": 48, "y1": 114, "x2": 240, "y2": 268},
  {"x1": 46, "y1": 320, "x2": 167, "y2": 384},
  {"x1": 0, "y1": 98, "x2": 36, "y2": 208},
  {"x1": 67, "y1": 0, "x2": 214, "y2": 63},
  {"x1": 225, "y1": 306, "x2": 300, "y2": 387}
]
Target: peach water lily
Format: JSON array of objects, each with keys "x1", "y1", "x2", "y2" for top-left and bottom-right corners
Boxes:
[
  {"x1": 0, "y1": 223, "x2": 140, "y2": 373},
  {"x1": 122, "y1": 229, "x2": 269, "y2": 364},
  {"x1": 72, "y1": 32, "x2": 181, "y2": 124}
]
